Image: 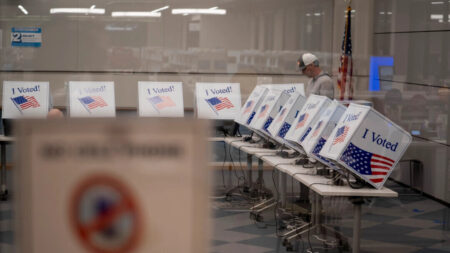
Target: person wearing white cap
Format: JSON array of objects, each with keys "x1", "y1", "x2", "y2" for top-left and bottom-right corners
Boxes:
[{"x1": 297, "y1": 53, "x2": 334, "y2": 99}]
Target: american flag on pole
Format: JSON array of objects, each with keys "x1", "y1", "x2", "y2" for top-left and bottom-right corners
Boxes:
[
  {"x1": 275, "y1": 108, "x2": 287, "y2": 123},
  {"x1": 205, "y1": 97, "x2": 234, "y2": 114},
  {"x1": 11, "y1": 95, "x2": 40, "y2": 111},
  {"x1": 332, "y1": 125, "x2": 349, "y2": 145},
  {"x1": 312, "y1": 120, "x2": 323, "y2": 138},
  {"x1": 78, "y1": 96, "x2": 108, "y2": 112},
  {"x1": 295, "y1": 113, "x2": 309, "y2": 129},
  {"x1": 340, "y1": 142, "x2": 395, "y2": 185},
  {"x1": 149, "y1": 96, "x2": 175, "y2": 112},
  {"x1": 243, "y1": 100, "x2": 254, "y2": 114},
  {"x1": 337, "y1": 5, "x2": 353, "y2": 100},
  {"x1": 257, "y1": 105, "x2": 269, "y2": 119}
]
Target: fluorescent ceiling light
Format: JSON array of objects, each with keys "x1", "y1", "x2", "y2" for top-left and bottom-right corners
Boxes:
[
  {"x1": 18, "y1": 5, "x2": 28, "y2": 15},
  {"x1": 50, "y1": 8, "x2": 105, "y2": 14},
  {"x1": 111, "y1": 5, "x2": 169, "y2": 18},
  {"x1": 112, "y1": 11, "x2": 161, "y2": 17},
  {"x1": 430, "y1": 14, "x2": 443, "y2": 20},
  {"x1": 172, "y1": 7, "x2": 226, "y2": 15},
  {"x1": 314, "y1": 12, "x2": 321, "y2": 16},
  {"x1": 431, "y1": 1, "x2": 444, "y2": 4},
  {"x1": 379, "y1": 12, "x2": 385, "y2": 15}
]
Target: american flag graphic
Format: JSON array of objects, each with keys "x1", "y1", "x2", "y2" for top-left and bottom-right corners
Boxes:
[
  {"x1": 337, "y1": 5, "x2": 353, "y2": 100},
  {"x1": 275, "y1": 108, "x2": 287, "y2": 123},
  {"x1": 300, "y1": 127, "x2": 312, "y2": 142},
  {"x1": 277, "y1": 122, "x2": 291, "y2": 138},
  {"x1": 11, "y1": 95, "x2": 40, "y2": 111},
  {"x1": 79, "y1": 96, "x2": 108, "y2": 111},
  {"x1": 295, "y1": 113, "x2": 309, "y2": 129},
  {"x1": 340, "y1": 142, "x2": 395, "y2": 185},
  {"x1": 263, "y1": 117, "x2": 273, "y2": 132},
  {"x1": 312, "y1": 121, "x2": 323, "y2": 138},
  {"x1": 149, "y1": 96, "x2": 175, "y2": 111},
  {"x1": 243, "y1": 101, "x2": 254, "y2": 114},
  {"x1": 332, "y1": 126, "x2": 349, "y2": 145},
  {"x1": 313, "y1": 137, "x2": 337, "y2": 168},
  {"x1": 258, "y1": 105, "x2": 269, "y2": 119},
  {"x1": 205, "y1": 97, "x2": 234, "y2": 114}
]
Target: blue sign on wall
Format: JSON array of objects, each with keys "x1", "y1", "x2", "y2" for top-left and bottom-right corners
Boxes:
[
  {"x1": 11, "y1": 27, "x2": 42, "y2": 47},
  {"x1": 369, "y1": 56, "x2": 394, "y2": 91}
]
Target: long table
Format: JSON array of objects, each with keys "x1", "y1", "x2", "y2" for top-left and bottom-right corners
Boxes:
[{"x1": 225, "y1": 137, "x2": 398, "y2": 253}]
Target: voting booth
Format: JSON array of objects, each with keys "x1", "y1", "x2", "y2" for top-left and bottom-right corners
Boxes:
[
  {"x1": 138, "y1": 81, "x2": 184, "y2": 117},
  {"x1": 15, "y1": 119, "x2": 211, "y2": 253},
  {"x1": 301, "y1": 100, "x2": 346, "y2": 170},
  {"x1": 68, "y1": 81, "x2": 116, "y2": 117},
  {"x1": 249, "y1": 89, "x2": 289, "y2": 137},
  {"x1": 195, "y1": 83, "x2": 241, "y2": 119},
  {"x1": 319, "y1": 103, "x2": 412, "y2": 189},
  {"x1": 235, "y1": 85, "x2": 269, "y2": 126},
  {"x1": 285, "y1": 95, "x2": 332, "y2": 152},
  {"x1": 2, "y1": 81, "x2": 50, "y2": 118},
  {"x1": 267, "y1": 92, "x2": 307, "y2": 143},
  {"x1": 263, "y1": 83, "x2": 305, "y2": 97}
]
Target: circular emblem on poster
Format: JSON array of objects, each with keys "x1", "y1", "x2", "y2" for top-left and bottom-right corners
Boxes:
[{"x1": 70, "y1": 174, "x2": 142, "y2": 253}]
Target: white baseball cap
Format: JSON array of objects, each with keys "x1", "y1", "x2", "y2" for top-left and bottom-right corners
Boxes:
[{"x1": 297, "y1": 53, "x2": 318, "y2": 70}]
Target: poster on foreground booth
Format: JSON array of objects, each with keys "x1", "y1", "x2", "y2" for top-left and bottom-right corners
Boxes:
[
  {"x1": 195, "y1": 82, "x2": 241, "y2": 119},
  {"x1": 15, "y1": 118, "x2": 210, "y2": 253},
  {"x1": 68, "y1": 81, "x2": 116, "y2": 117},
  {"x1": 2, "y1": 81, "x2": 49, "y2": 118},
  {"x1": 138, "y1": 82, "x2": 184, "y2": 117},
  {"x1": 319, "y1": 103, "x2": 412, "y2": 189}
]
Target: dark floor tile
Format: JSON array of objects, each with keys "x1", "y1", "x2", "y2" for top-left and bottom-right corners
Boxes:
[
  {"x1": 211, "y1": 240, "x2": 229, "y2": 247},
  {"x1": 0, "y1": 211, "x2": 12, "y2": 221},
  {"x1": 413, "y1": 209, "x2": 449, "y2": 225},
  {"x1": 354, "y1": 223, "x2": 442, "y2": 248},
  {"x1": 0, "y1": 231, "x2": 13, "y2": 244},
  {"x1": 228, "y1": 223, "x2": 278, "y2": 236},
  {"x1": 412, "y1": 248, "x2": 450, "y2": 253},
  {"x1": 361, "y1": 212, "x2": 399, "y2": 223}
]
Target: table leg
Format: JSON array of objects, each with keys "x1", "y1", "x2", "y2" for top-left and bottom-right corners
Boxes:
[
  {"x1": 279, "y1": 171, "x2": 287, "y2": 207},
  {"x1": 351, "y1": 198, "x2": 363, "y2": 253},
  {"x1": 247, "y1": 154, "x2": 253, "y2": 189},
  {"x1": 257, "y1": 158, "x2": 263, "y2": 192},
  {"x1": 1, "y1": 143, "x2": 6, "y2": 200}
]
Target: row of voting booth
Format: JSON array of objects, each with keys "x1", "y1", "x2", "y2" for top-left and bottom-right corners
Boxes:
[
  {"x1": 2, "y1": 79, "x2": 411, "y2": 189},
  {"x1": 235, "y1": 85, "x2": 412, "y2": 190},
  {"x1": 1, "y1": 81, "x2": 301, "y2": 119}
]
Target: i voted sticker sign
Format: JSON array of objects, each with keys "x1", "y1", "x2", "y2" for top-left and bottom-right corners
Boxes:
[
  {"x1": 11, "y1": 27, "x2": 42, "y2": 47},
  {"x1": 196, "y1": 83, "x2": 241, "y2": 119},
  {"x1": 69, "y1": 81, "x2": 116, "y2": 118},
  {"x1": 2, "y1": 81, "x2": 49, "y2": 118},
  {"x1": 138, "y1": 82, "x2": 184, "y2": 117}
]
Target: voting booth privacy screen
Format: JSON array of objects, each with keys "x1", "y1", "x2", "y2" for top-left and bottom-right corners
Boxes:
[
  {"x1": 235, "y1": 85, "x2": 269, "y2": 126},
  {"x1": 319, "y1": 103, "x2": 412, "y2": 189},
  {"x1": 2, "y1": 81, "x2": 49, "y2": 118},
  {"x1": 285, "y1": 95, "x2": 331, "y2": 149},
  {"x1": 68, "y1": 81, "x2": 116, "y2": 118},
  {"x1": 15, "y1": 118, "x2": 211, "y2": 253},
  {"x1": 138, "y1": 82, "x2": 184, "y2": 117},
  {"x1": 267, "y1": 92, "x2": 307, "y2": 142},
  {"x1": 195, "y1": 83, "x2": 241, "y2": 120},
  {"x1": 249, "y1": 89, "x2": 289, "y2": 136},
  {"x1": 263, "y1": 83, "x2": 305, "y2": 97},
  {"x1": 302, "y1": 100, "x2": 346, "y2": 170}
]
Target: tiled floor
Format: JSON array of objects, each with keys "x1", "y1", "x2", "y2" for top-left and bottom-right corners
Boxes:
[{"x1": 0, "y1": 180, "x2": 449, "y2": 252}]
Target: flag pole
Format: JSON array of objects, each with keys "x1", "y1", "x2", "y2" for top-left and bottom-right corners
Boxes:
[
  {"x1": 205, "y1": 99, "x2": 219, "y2": 116},
  {"x1": 10, "y1": 97, "x2": 24, "y2": 115},
  {"x1": 78, "y1": 98, "x2": 92, "y2": 114}
]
